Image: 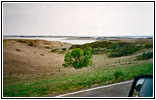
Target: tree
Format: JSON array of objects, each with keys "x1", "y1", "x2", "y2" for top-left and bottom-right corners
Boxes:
[
  {"x1": 62, "y1": 48, "x2": 93, "y2": 69},
  {"x1": 112, "y1": 42, "x2": 118, "y2": 50},
  {"x1": 135, "y1": 84, "x2": 143, "y2": 91}
]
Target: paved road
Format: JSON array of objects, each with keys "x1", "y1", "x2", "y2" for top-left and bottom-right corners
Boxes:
[{"x1": 56, "y1": 80, "x2": 133, "y2": 97}]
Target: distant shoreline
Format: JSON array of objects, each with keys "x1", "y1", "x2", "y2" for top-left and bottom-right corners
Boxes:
[
  {"x1": 3, "y1": 37, "x2": 97, "y2": 45},
  {"x1": 3, "y1": 35, "x2": 153, "y2": 40}
]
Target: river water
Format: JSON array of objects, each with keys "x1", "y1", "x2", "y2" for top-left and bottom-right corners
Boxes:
[{"x1": 3, "y1": 37, "x2": 97, "y2": 44}]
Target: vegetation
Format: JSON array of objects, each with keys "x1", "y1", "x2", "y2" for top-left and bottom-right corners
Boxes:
[
  {"x1": 51, "y1": 49, "x2": 59, "y2": 52},
  {"x1": 16, "y1": 39, "x2": 35, "y2": 47},
  {"x1": 62, "y1": 48, "x2": 66, "y2": 51},
  {"x1": 16, "y1": 49, "x2": 21, "y2": 52},
  {"x1": 114, "y1": 70, "x2": 124, "y2": 79},
  {"x1": 45, "y1": 46, "x2": 51, "y2": 49},
  {"x1": 16, "y1": 39, "x2": 26, "y2": 43},
  {"x1": 62, "y1": 48, "x2": 93, "y2": 69},
  {"x1": 136, "y1": 52, "x2": 153, "y2": 60},
  {"x1": 135, "y1": 84, "x2": 143, "y2": 91},
  {"x1": 3, "y1": 39, "x2": 153, "y2": 97},
  {"x1": 28, "y1": 41, "x2": 33, "y2": 47},
  {"x1": 70, "y1": 41, "x2": 113, "y2": 50},
  {"x1": 109, "y1": 43, "x2": 141, "y2": 57},
  {"x1": 70, "y1": 41, "x2": 142, "y2": 57},
  {"x1": 3, "y1": 62, "x2": 153, "y2": 97},
  {"x1": 144, "y1": 43, "x2": 153, "y2": 48}
]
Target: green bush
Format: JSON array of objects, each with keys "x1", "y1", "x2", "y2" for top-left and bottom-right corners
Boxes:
[
  {"x1": 135, "y1": 84, "x2": 143, "y2": 91},
  {"x1": 145, "y1": 44, "x2": 153, "y2": 48},
  {"x1": 71, "y1": 41, "x2": 142, "y2": 57},
  {"x1": 62, "y1": 48, "x2": 66, "y2": 51},
  {"x1": 62, "y1": 48, "x2": 93, "y2": 69},
  {"x1": 109, "y1": 44, "x2": 140, "y2": 57},
  {"x1": 136, "y1": 52, "x2": 153, "y2": 60},
  {"x1": 70, "y1": 41, "x2": 113, "y2": 50},
  {"x1": 112, "y1": 42, "x2": 118, "y2": 50},
  {"x1": 114, "y1": 70, "x2": 124, "y2": 79},
  {"x1": 71, "y1": 41, "x2": 143, "y2": 57}
]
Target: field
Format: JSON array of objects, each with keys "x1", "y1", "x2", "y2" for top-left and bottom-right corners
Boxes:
[{"x1": 3, "y1": 38, "x2": 153, "y2": 97}]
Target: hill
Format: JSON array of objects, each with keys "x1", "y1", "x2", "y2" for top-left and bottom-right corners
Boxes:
[
  {"x1": 3, "y1": 38, "x2": 153, "y2": 97},
  {"x1": 3, "y1": 39, "x2": 71, "y2": 77}
]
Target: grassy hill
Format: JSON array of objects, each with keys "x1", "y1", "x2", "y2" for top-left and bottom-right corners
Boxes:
[{"x1": 3, "y1": 39, "x2": 153, "y2": 97}]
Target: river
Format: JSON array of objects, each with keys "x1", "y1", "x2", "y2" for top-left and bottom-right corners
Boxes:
[{"x1": 3, "y1": 37, "x2": 97, "y2": 44}]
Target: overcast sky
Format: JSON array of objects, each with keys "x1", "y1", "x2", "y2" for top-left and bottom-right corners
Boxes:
[{"x1": 3, "y1": 2, "x2": 154, "y2": 36}]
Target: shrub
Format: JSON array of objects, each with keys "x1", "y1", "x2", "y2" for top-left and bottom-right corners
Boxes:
[
  {"x1": 28, "y1": 41, "x2": 33, "y2": 46},
  {"x1": 17, "y1": 39, "x2": 26, "y2": 43},
  {"x1": 109, "y1": 44, "x2": 140, "y2": 57},
  {"x1": 114, "y1": 70, "x2": 124, "y2": 79},
  {"x1": 45, "y1": 46, "x2": 51, "y2": 49},
  {"x1": 16, "y1": 49, "x2": 21, "y2": 52},
  {"x1": 51, "y1": 49, "x2": 60, "y2": 53},
  {"x1": 71, "y1": 41, "x2": 142, "y2": 57},
  {"x1": 112, "y1": 42, "x2": 118, "y2": 50},
  {"x1": 70, "y1": 41, "x2": 113, "y2": 50},
  {"x1": 92, "y1": 48, "x2": 95, "y2": 54},
  {"x1": 40, "y1": 53, "x2": 44, "y2": 56},
  {"x1": 136, "y1": 52, "x2": 153, "y2": 60},
  {"x1": 135, "y1": 84, "x2": 143, "y2": 91},
  {"x1": 62, "y1": 48, "x2": 66, "y2": 51},
  {"x1": 62, "y1": 48, "x2": 93, "y2": 69},
  {"x1": 145, "y1": 44, "x2": 153, "y2": 48},
  {"x1": 70, "y1": 45, "x2": 81, "y2": 49}
]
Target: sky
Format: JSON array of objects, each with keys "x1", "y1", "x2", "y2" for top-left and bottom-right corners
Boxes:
[{"x1": 3, "y1": 2, "x2": 154, "y2": 36}]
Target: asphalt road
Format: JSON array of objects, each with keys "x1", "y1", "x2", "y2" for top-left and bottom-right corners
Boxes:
[{"x1": 56, "y1": 80, "x2": 133, "y2": 97}]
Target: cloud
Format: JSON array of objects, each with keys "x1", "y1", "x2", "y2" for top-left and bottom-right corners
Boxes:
[{"x1": 3, "y1": 2, "x2": 154, "y2": 36}]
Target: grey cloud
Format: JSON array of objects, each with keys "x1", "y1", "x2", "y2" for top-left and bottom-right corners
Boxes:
[{"x1": 3, "y1": 2, "x2": 154, "y2": 36}]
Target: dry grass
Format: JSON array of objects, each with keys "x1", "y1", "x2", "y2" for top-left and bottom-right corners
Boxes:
[{"x1": 3, "y1": 39, "x2": 71, "y2": 77}]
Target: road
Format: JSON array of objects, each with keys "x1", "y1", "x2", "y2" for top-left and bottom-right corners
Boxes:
[{"x1": 55, "y1": 80, "x2": 133, "y2": 97}]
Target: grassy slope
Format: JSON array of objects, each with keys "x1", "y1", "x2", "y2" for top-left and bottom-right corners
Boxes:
[
  {"x1": 3, "y1": 39, "x2": 153, "y2": 97},
  {"x1": 3, "y1": 62, "x2": 153, "y2": 97}
]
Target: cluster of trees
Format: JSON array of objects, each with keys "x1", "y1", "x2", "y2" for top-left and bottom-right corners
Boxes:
[
  {"x1": 136, "y1": 52, "x2": 153, "y2": 60},
  {"x1": 144, "y1": 43, "x2": 153, "y2": 48},
  {"x1": 109, "y1": 43, "x2": 141, "y2": 57},
  {"x1": 70, "y1": 41, "x2": 142, "y2": 57},
  {"x1": 62, "y1": 47, "x2": 93, "y2": 69},
  {"x1": 70, "y1": 41, "x2": 113, "y2": 50}
]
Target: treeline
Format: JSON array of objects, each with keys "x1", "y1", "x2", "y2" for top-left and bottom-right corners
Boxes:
[
  {"x1": 136, "y1": 52, "x2": 153, "y2": 60},
  {"x1": 70, "y1": 40, "x2": 152, "y2": 57},
  {"x1": 70, "y1": 41, "x2": 113, "y2": 50},
  {"x1": 109, "y1": 43, "x2": 141, "y2": 57}
]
